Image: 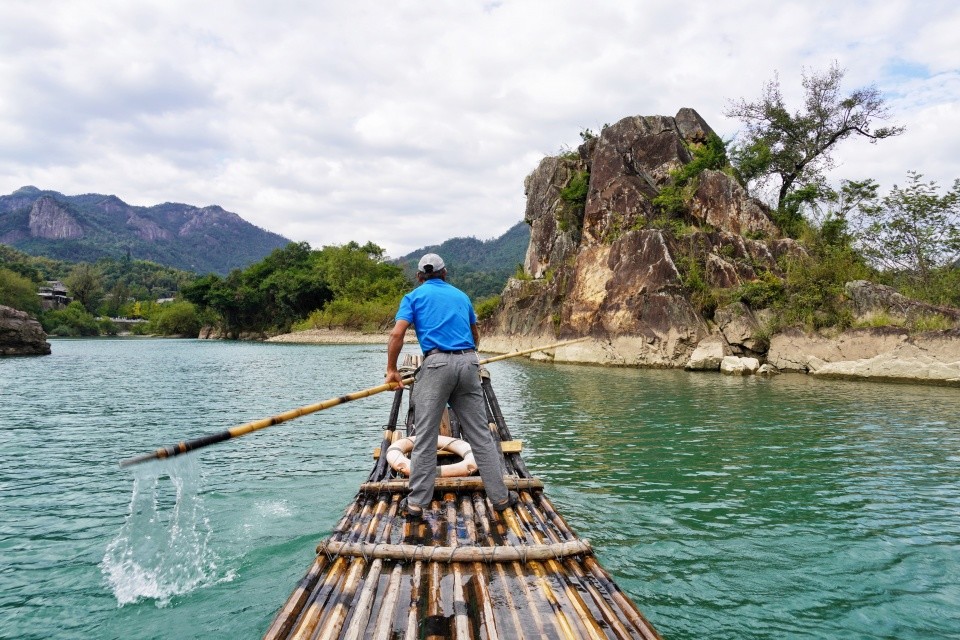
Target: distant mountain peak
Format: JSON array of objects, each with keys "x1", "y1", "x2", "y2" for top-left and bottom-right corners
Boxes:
[{"x1": 0, "y1": 187, "x2": 291, "y2": 275}]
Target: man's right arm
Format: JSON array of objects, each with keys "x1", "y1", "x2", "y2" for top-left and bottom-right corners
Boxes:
[{"x1": 386, "y1": 319, "x2": 411, "y2": 386}]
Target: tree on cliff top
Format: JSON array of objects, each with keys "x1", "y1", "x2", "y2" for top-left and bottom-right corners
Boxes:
[{"x1": 725, "y1": 62, "x2": 904, "y2": 227}]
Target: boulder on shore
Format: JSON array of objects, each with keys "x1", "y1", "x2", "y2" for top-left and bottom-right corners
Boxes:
[
  {"x1": 0, "y1": 305, "x2": 51, "y2": 356},
  {"x1": 720, "y1": 355, "x2": 759, "y2": 376},
  {"x1": 685, "y1": 335, "x2": 726, "y2": 370}
]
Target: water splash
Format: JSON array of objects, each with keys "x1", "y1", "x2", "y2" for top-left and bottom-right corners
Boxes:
[{"x1": 101, "y1": 456, "x2": 226, "y2": 606}]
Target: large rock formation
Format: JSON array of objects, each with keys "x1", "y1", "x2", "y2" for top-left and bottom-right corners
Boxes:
[
  {"x1": 0, "y1": 305, "x2": 51, "y2": 356},
  {"x1": 483, "y1": 108, "x2": 791, "y2": 366},
  {"x1": 481, "y1": 109, "x2": 960, "y2": 386}
]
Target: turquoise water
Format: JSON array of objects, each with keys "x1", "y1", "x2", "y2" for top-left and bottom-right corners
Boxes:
[{"x1": 1, "y1": 339, "x2": 958, "y2": 639}]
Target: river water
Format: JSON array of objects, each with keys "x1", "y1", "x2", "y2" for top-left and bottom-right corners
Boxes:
[{"x1": 1, "y1": 339, "x2": 958, "y2": 639}]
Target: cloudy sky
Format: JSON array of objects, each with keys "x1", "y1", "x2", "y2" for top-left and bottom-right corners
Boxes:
[{"x1": 2, "y1": 0, "x2": 958, "y2": 258}]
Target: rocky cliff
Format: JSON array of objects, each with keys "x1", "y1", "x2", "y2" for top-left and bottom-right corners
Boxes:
[
  {"x1": 0, "y1": 305, "x2": 51, "y2": 356},
  {"x1": 481, "y1": 109, "x2": 960, "y2": 386},
  {"x1": 28, "y1": 197, "x2": 85, "y2": 240},
  {"x1": 484, "y1": 108, "x2": 798, "y2": 365}
]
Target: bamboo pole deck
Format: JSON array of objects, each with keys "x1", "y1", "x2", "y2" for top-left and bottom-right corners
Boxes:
[{"x1": 264, "y1": 357, "x2": 662, "y2": 640}]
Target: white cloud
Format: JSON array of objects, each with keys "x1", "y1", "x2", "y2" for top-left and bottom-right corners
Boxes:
[{"x1": 1, "y1": 0, "x2": 959, "y2": 258}]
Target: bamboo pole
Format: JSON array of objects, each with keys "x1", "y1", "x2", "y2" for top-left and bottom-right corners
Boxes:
[
  {"x1": 262, "y1": 555, "x2": 330, "y2": 640},
  {"x1": 264, "y1": 494, "x2": 357, "y2": 640},
  {"x1": 309, "y1": 494, "x2": 391, "y2": 640},
  {"x1": 398, "y1": 500, "x2": 425, "y2": 640},
  {"x1": 473, "y1": 493, "x2": 562, "y2": 639},
  {"x1": 494, "y1": 495, "x2": 583, "y2": 640},
  {"x1": 478, "y1": 337, "x2": 587, "y2": 364},
  {"x1": 538, "y1": 495, "x2": 663, "y2": 640},
  {"x1": 440, "y1": 493, "x2": 471, "y2": 640},
  {"x1": 582, "y1": 557, "x2": 663, "y2": 640},
  {"x1": 340, "y1": 557, "x2": 384, "y2": 640},
  {"x1": 562, "y1": 557, "x2": 637, "y2": 640},
  {"x1": 513, "y1": 493, "x2": 610, "y2": 640},
  {"x1": 369, "y1": 563, "x2": 404, "y2": 640},
  {"x1": 481, "y1": 373, "x2": 533, "y2": 479},
  {"x1": 315, "y1": 539, "x2": 592, "y2": 563},
  {"x1": 368, "y1": 384, "x2": 404, "y2": 482},
  {"x1": 312, "y1": 557, "x2": 367, "y2": 640},
  {"x1": 359, "y1": 476, "x2": 543, "y2": 494},
  {"x1": 288, "y1": 555, "x2": 349, "y2": 640},
  {"x1": 340, "y1": 494, "x2": 402, "y2": 639},
  {"x1": 459, "y1": 494, "x2": 502, "y2": 640},
  {"x1": 288, "y1": 497, "x2": 374, "y2": 639},
  {"x1": 514, "y1": 492, "x2": 633, "y2": 639},
  {"x1": 120, "y1": 338, "x2": 586, "y2": 467},
  {"x1": 403, "y1": 561, "x2": 423, "y2": 640},
  {"x1": 425, "y1": 498, "x2": 445, "y2": 640}
]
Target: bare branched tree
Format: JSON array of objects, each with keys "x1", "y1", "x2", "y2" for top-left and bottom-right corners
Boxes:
[{"x1": 726, "y1": 62, "x2": 905, "y2": 216}]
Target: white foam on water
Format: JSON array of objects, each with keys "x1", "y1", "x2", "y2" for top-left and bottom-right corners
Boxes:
[
  {"x1": 256, "y1": 499, "x2": 292, "y2": 518},
  {"x1": 101, "y1": 456, "x2": 227, "y2": 606}
]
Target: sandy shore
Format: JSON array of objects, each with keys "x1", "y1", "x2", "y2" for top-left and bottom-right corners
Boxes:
[{"x1": 266, "y1": 328, "x2": 418, "y2": 345}]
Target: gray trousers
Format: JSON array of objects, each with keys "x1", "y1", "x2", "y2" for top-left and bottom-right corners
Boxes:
[{"x1": 407, "y1": 352, "x2": 509, "y2": 509}]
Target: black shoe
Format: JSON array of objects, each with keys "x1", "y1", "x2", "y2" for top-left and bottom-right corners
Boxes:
[
  {"x1": 493, "y1": 491, "x2": 519, "y2": 512},
  {"x1": 400, "y1": 497, "x2": 424, "y2": 518}
]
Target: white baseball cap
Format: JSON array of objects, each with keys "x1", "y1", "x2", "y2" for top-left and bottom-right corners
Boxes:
[{"x1": 418, "y1": 253, "x2": 446, "y2": 273}]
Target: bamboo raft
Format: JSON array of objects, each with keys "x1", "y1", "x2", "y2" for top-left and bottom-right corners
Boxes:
[{"x1": 263, "y1": 356, "x2": 662, "y2": 640}]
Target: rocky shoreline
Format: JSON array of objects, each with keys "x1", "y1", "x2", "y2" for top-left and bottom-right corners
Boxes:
[
  {"x1": 265, "y1": 328, "x2": 416, "y2": 345},
  {"x1": 479, "y1": 328, "x2": 960, "y2": 387},
  {"x1": 263, "y1": 326, "x2": 959, "y2": 387}
]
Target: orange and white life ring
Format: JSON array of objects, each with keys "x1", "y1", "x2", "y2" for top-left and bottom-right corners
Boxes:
[{"x1": 385, "y1": 435, "x2": 478, "y2": 477}]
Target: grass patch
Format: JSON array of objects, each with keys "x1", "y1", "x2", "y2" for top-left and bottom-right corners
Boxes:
[
  {"x1": 475, "y1": 295, "x2": 501, "y2": 321},
  {"x1": 910, "y1": 313, "x2": 956, "y2": 332}
]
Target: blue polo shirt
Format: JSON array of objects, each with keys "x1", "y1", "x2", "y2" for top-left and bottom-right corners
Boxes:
[{"x1": 396, "y1": 279, "x2": 476, "y2": 352}]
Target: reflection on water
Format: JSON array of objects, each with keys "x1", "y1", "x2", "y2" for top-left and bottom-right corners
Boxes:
[{"x1": 499, "y1": 362, "x2": 960, "y2": 639}]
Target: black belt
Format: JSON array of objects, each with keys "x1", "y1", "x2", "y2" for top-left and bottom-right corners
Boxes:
[{"x1": 423, "y1": 348, "x2": 475, "y2": 357}]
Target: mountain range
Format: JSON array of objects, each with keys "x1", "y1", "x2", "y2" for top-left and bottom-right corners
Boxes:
[
  {"x1": 0, "y1": 186, "x2": 530, "y2": 295},
  {"x1": 0, "y1": 186, "x2": 291, "y2": 275}
]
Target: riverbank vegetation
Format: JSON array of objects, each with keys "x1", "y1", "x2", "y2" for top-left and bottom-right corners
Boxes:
[
  {"x1": 682, "y1": 63, "x2": 958, "y2": 332},
  {"x1": 182, "y1": 241, "x2": 409, "y2": 337},
  {"x1": 0, "y1": 245, "x2": 200, "y2": 336}
]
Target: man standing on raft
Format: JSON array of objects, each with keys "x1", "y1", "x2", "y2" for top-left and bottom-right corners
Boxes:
[{"x1": 385, "y1": 253, "x2": 518, "y2": 517}]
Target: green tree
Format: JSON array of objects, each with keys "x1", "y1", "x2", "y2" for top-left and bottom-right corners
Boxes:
[
  {"x1": 102, "y1": 280, "x2": 132, "y2": 317},
  {"x1": 42, "y1": 301, "x2": 100, "y2": 336},
  {"x1": 153, "y1": 301, "x2": 202, "y2": 336},
  {"x1": 853, "y1": 172, "x2": 960, "y2": 303},
  {"x1": 249, "y1": 242, "x2": 332, "y2": 331},
  {"x1": 0, "y1": 267, "x2": 41, "y2": 314},
  {"x1": 64, "y1": 263, "x2": 104, "y2": 312},
  {"x1": 183, "y1": 240, "x2": 409, "y2": 336},
  {"x1": 725, "y1": 62, "x2": 904, "y2": 222}
]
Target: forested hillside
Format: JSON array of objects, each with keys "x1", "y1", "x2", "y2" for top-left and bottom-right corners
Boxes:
[{"x1": 393, "y1": 221, "x2": 529, "y2": 299}]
